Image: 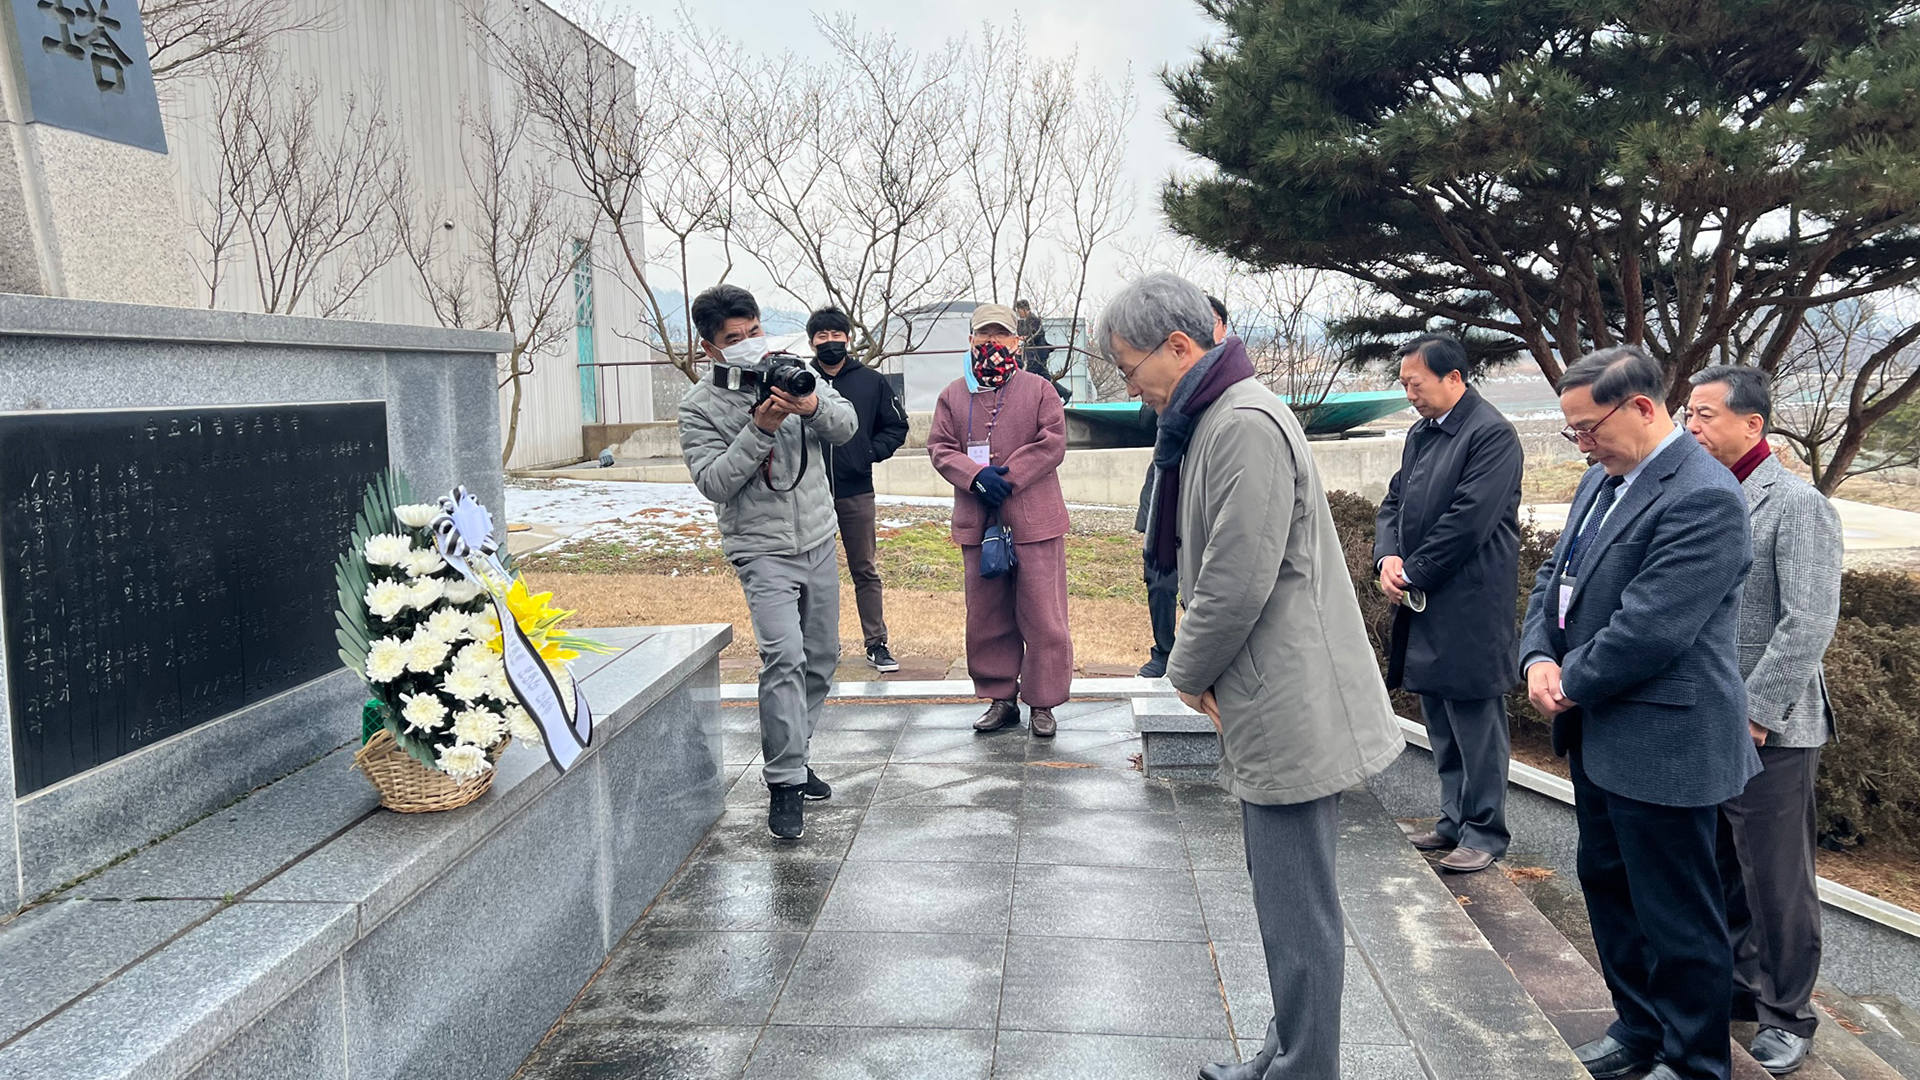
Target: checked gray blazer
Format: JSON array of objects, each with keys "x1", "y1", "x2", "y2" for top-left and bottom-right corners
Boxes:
[{"x1": 1738, "y1": 453, "x2": 1842, "y2": 748}]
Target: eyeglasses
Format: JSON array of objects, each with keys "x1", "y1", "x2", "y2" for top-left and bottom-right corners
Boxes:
[
  {"x1": 1561, "y1": 401, "x2": 1626, "y2": 445},
  {"x1": 1114, "y1": 336, "x2": 1170, "y2": 385}
]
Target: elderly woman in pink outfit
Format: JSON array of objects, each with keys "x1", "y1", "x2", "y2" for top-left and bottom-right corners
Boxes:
[{"x1": 926, "y1": 303, "x2": 1073, "y2": 737}]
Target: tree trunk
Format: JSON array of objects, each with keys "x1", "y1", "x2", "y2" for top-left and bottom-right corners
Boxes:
[{"x1": 501, "y1": 360, "x2": 526, "y2": 467}]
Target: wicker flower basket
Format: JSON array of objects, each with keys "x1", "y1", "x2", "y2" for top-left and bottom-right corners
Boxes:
[{"x1": 353, "y1": 728, "x2": 508, "y2": 813}]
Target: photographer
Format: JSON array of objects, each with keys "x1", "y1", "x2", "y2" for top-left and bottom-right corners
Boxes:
[
  {"x1": 808, "y1": 307, "x2": 910, "y2": 674},
  {"x1": 679, "y1": 284, "x2": 858, "y2": 841}
]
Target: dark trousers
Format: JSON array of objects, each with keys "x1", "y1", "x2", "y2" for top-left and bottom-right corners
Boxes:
[
  {"x1": 1717, "y1": 746, "x2": 1823, "y2": 1038},
  {"x1": 1146, "y1": 567, "x2": 1178, "y2": 664},
  {"x1": 834, "y1": 493, "x2": 887, "y2": 650},
  {"x1": 1418, "y1": 695, "x2": 1512, "y2": 857},
  {"x1": 1244, "y1": 793, "x2": 1344, "y2": 1079},
  {"x1": 1571, "y1": 748, "x2": 1732, "y2": 1080}
]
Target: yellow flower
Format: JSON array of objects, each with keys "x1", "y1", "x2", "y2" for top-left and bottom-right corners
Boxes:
[{"x1": 484, "y1": 577, "x2": 583, "y2": 663}]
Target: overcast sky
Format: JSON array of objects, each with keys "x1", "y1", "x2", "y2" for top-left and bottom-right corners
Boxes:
[{"x1": 606, "y1": 0, "x2": 1222, "y2": 308}]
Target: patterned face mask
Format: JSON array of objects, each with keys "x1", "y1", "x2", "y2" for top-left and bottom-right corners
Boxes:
[{"x1": 972, "y1": 342, "x2": 1020, "y2": 390}]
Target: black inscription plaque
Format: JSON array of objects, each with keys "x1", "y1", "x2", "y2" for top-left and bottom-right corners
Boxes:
[{"x1": 1, "y1": 402, "x2": 389, "y2": 794}]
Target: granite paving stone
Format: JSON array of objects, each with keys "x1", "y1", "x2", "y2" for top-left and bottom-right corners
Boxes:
[
  {"x1": 742, "y1": 1026, "x2": 993, "y2": 1079},
  {"x1": 845, "y1": 806, "x2": 1020, "y2": 863},
  {"x1": 513, "y1": 700, "x2": 1607, "y2": 1080},
  {"x1": 868, "y1": 763, "x2": 1025, "y2": 809},
  {"x1": 1016, "y1": 807, "x2": 1189, "y2": 868},
  {"x1": 768, "y1": 931, "x2": 1005, "y2": 1030},
  {"x1": 641, "y1": 860, "x2": 839, "y2": 932},
  {"x1": 0, "y1": 898, "x2": 217, "y2": 1041},
  {"x1": 1009, "y1": 863, "x2": 1206, "y2": 941},
  {"x1": 563, "y1": 930, "x2": 804, "y2": 1028},
  {"x1": 812, "y1": 861, "x2": 1014, "y2": 934}
]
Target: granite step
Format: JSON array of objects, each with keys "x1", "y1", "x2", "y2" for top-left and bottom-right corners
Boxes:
[
  {"x1": 1399, "y1": 823, "x2": 1907, "y2": 1080},
  {"x1": 1811, "y1": 981, "x2": 1920, "y2": 1080}
]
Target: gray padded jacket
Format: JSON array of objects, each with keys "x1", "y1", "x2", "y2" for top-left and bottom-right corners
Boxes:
[{"x1": 678, "y1": 376, "x2": 857, "y2": 561}]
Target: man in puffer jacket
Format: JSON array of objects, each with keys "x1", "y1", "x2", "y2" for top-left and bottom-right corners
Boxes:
[{"x1": 679, "y1": 284, "x2": 857, "y2": 841}]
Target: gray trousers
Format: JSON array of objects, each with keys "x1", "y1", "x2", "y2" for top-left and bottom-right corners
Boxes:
[
  {"x1": 1717, "y1": 745, "x2": 1823, "y2": 1038},
  {"x1": 835, "y1": 493, "x2": 888, "y2": 650},
  {"x1": 1244, "y1": 793, "x2": 1344, "y2": 1079},
  {"x1": 1418, "y1": 695, "x2": 1511, "y2": 858},
  {"x1": 734, "y1": 539, "x2": 841, "y2": 787}
]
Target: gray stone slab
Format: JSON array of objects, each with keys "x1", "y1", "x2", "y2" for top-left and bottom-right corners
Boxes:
[
  {"x1": 1132, "y1": 697, "x2": 1216, "y2": 732},
  {"x1": 1027, "y1": 729, "x2": 1143, "y2": 769},
  {"x1": 1214, "y1": 945, "x2": 1407, "y2": 1047},
  {"x1": 0, "y1": 663, "x2": 17, "y2": 915},
  {"x1": 181, "y1": 962, "x2": 345, "y2": 1080},
  {"x1": 698, "y1": 806, "x2": 867, "y2": 863},
  {"x1": 813, "y1": 705, "x2": 915, "y2": 731},
  {"x1": 1010, "y1": 863, "x2": 1207, "y2": 942},
  {"x1": 813, "y1": 860, "x2": 1014, "y2": 935},
  {"x1": 14, "y1": 672, "x2": 361, "y2": 902},
  {"x1": 1143, "y1": 731, "x2": 1225, "y2": 773},
  {"x1": 998, "y1": 936, "x2": 1232, "y2": 1040},
  {"x1": 339, "y1": 742, "x2": 610, "y2": 1080},
  {"x1": 1194, "y1": 869, "x2": 1262, "y2": 944},
  {"x1": 0, "y1": 898, "x2": 217, "y2": 1041},
  {"x1": 564, "y1": 930, "x2": 805, "y2": 1028},
  {"x1": 769, "y1": 931, "x2": 1006, "y2": 1029},
  {"x1": 727, "y1": 763, "x2": 886, "y2": 808},
  {"x1": 991, "y1": 1030, "x2": 1237, "y2": 1080},
  {"x1": 743, "y1": 1025, "x2": 994, "y2": 1080},
  {"x1": 847, "y1": 806, "x2": 1020, "y2": 864},
  {"x1": 891, "y1": 727, "x2": 1033, "y2": 765},
  {"x1": 516, "y1": 1023, "x2": 761, "y2": 1080},
  {"x1": 0, "y1": 902, "x2": 355, "y2": 1080},
  {"x1": 1339, "y1": 1043, "x2": 1428, "y2": 1080},
  {"x1": 1016, "y1": 808, "x2": 1189, "y2": 869},
  {"x1": 74, "y1": 746, "x2": 376, "y2": 900},
  {"x1": 804, "y1": 727, "x2": 904, "y2": 763},
  {"x1": 0, "y1": 293, "x2": 511, "y2": 354},
  {"x1": 643, "y1": 859, "x2": 839, "y2": 933},
  {"x1": 868, "y1": 763, "x2": 1025, "y2": 809},
  {"x1": 1023, "y1": 766, "x2": 1177, "y2": 813}
]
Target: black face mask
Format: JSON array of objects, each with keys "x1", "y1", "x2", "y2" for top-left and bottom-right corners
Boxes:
[{"x1": 814, "y1": 341, "x2": 849, "y2": 368}]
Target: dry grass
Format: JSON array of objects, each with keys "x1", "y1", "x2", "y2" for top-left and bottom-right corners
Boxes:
[
  {"x1": 1522, "y1": 460, "x2": 1589, "y2": 503},
  {"x1": 1817, "y1": 845, "x2": 1920, "y2": 913},
  {"x1": 523, "y1": 571, "x2": 1153, "y2": 667}
]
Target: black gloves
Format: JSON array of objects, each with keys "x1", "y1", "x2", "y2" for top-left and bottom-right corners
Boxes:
[{"x1": 971, "y1": 465, "x2": 1014, "y2": 509}]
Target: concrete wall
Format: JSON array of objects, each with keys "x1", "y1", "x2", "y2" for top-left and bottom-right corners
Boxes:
[{"x1": 0, "y1": 294, "x2": 509, "y2": 913}]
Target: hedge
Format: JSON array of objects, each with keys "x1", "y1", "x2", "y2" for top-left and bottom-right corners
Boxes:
[{"x1": 1326, "y1": 490, "x2": 1920, "y2": 857}]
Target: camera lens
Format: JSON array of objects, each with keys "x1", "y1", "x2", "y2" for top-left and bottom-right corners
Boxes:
[{"x1": 776, "y1": 364, "x2": 815, "y2": 397}]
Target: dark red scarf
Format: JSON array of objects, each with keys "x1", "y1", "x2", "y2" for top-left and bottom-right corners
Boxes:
[{"x1": 1730, "y1": 440, "x2": 1770, "y2": 483}]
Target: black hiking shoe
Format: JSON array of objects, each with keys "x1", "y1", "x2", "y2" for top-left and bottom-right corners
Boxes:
[{"x1": 768, "y1": 783, "x2": 806, "y2": 840}]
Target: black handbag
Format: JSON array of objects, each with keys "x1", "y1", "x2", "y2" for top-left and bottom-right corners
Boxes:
[{"x1": 980, "y1": 511, "x2": 1018, "y2": 579}]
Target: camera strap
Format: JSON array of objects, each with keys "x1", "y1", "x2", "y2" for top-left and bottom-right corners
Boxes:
[{"x1": 760, "y1": 429, "x2": 809, "y2": 493}]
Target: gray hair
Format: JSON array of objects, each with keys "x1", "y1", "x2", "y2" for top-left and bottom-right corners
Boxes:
[
  {"x1": 1095, "y1": 273, "x2": 1217, "y2": 365},
  {"x1": 1557, "y1": 345, "x2": 1666, "y2": 406},
  {"x1": 1689, "y1": 364, "x2": 1772, "y2": 426}
]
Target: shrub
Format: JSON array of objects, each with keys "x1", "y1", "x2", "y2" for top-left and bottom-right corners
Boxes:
[{"x1": 1326, "y1": 489, "x2": 1920, "y2": 857}]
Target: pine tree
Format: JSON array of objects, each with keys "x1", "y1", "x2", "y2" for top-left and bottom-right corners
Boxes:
[{"x1": 1164, "y1": 0, "x2": 1920, "y2": 411}]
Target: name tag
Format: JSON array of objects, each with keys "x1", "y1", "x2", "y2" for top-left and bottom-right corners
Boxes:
[
  {"x1": 1558, "y1": 577, "x2": 1576, "y2": 629},
  {"x1": 967, "y1": 442, "x2": 992, "y2": 466}
]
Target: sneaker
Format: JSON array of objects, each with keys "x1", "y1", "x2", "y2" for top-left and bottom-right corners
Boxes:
[
  {"x1": 767, "y1": 783, "x2": 805, "y2": 840},
  {"x1": 803, "y1": 767, "x2": 832, "y2": 801},
  {"x1": 867, "y1": 643, "x2": 900, "y2": 673}
]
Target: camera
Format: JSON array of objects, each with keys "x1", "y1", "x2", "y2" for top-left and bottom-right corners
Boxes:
[{"x1": 755, "y1": 354, "x2": 816, "y2": 408}]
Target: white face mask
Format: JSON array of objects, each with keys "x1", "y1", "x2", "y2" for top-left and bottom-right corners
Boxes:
[{"x1": 719, "y1": 335, "x2": 772, "y2": 367}]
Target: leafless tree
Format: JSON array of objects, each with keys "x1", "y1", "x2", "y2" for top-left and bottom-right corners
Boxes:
[
  {"x1": 401, "y1": 100, "x2": 591, "y2": 465},
  {"x1": 1041, "y1": 71, "x2": 1136, "y2": 385},
  {"x1": 142, "y1": 0, "x2": 331, "y2": 82},
  {"x1": 195, "y1": 53, "x2": 408, "y2": 317},
  {"x1": 1756, "y1": 298, "x2": 1920, "y2": 493},
  {"x1": 478, "y1": 2, "x2": 730, "y2": 382},
  {"x1": 726, "y1": 15, "x2": 972, "y2": 363},
  {"x1": 1242, "y1": 269, "x2": 1370, "y2": 408}
]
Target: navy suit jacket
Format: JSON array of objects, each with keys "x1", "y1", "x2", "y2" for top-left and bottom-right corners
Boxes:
[{"x1": 1519, "y1": 433, "x2": 1762, "y2": 808}]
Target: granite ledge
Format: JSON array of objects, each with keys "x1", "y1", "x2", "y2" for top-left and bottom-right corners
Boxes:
[
  {"x1": 0, "y1": 294, "x2": 512, "y2": 355},
  {"x1": 1133, "y1": 697, "x2": 1216, "y2": 733}
]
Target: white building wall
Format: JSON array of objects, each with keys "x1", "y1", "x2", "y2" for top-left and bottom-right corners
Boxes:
[{"x1": 153, "y1": 0, "x2": 648, "y2": 470}]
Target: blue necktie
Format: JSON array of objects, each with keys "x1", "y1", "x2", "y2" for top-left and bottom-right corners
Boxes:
[{"x1": 1564, "y1": 475, "x2": 1623, "y2": 578}]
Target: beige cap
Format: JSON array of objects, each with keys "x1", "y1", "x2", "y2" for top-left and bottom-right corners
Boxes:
[{"x1": 970, "y1": 303, "x2": 1019, "y2": 334}]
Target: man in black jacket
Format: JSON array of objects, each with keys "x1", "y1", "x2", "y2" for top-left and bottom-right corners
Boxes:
[
  {"x1": 809, "y1": 307, "x2": 911, "y2": 672},
  {"x1": 1373, "y1": 333, "x2": 1525, "y2": 874}
]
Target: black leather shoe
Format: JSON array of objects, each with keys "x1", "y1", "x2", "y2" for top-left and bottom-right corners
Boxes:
[
  {"x1": 1138, "y1": 656, "x2": 1167, "y2": 678},
  {"x1": 1572, "y1": 1035, "x2": 1652, "y2": 1079},
  {"x1": 1029, "y1": 706, "x2": 1057, "y2": 738},
  {"x1": 802, "y1": 767, "x2": 831, "y2": 801},
  {"x1": 1198, "y1": 1018, "x2": 1278, "y2": 1079},
  {"x1": 974, "y1": 699, "x2": 1020, "y2": 732},
  {"x1": 1749, "y1": 1027, "x2": 1811, "y2": 1075}
]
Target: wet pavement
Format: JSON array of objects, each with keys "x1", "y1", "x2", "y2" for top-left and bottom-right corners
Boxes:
[{"x1": 512, "y1": 699, "x2": 1432, "y2": 1080}]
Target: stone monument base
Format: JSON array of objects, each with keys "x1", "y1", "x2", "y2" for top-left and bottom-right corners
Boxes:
[{"x1": 0, "y1": 624, "x2": 730, "y2": 1080}]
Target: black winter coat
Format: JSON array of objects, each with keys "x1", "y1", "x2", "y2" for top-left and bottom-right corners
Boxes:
[
  {"x1": 1372, "y1": 387, "x2": 1524, "y2": 700},
  {"x1": 814, "y1": 357, "x2": 909, "y2": 498}
]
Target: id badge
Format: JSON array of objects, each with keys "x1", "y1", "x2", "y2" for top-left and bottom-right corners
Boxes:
[
  {"x1": 1558, "y1": 576, "x2": 1576, "y2": 629},
  {"x1": 967, "y1": 442, "x2": 992, "y2": 466}
]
